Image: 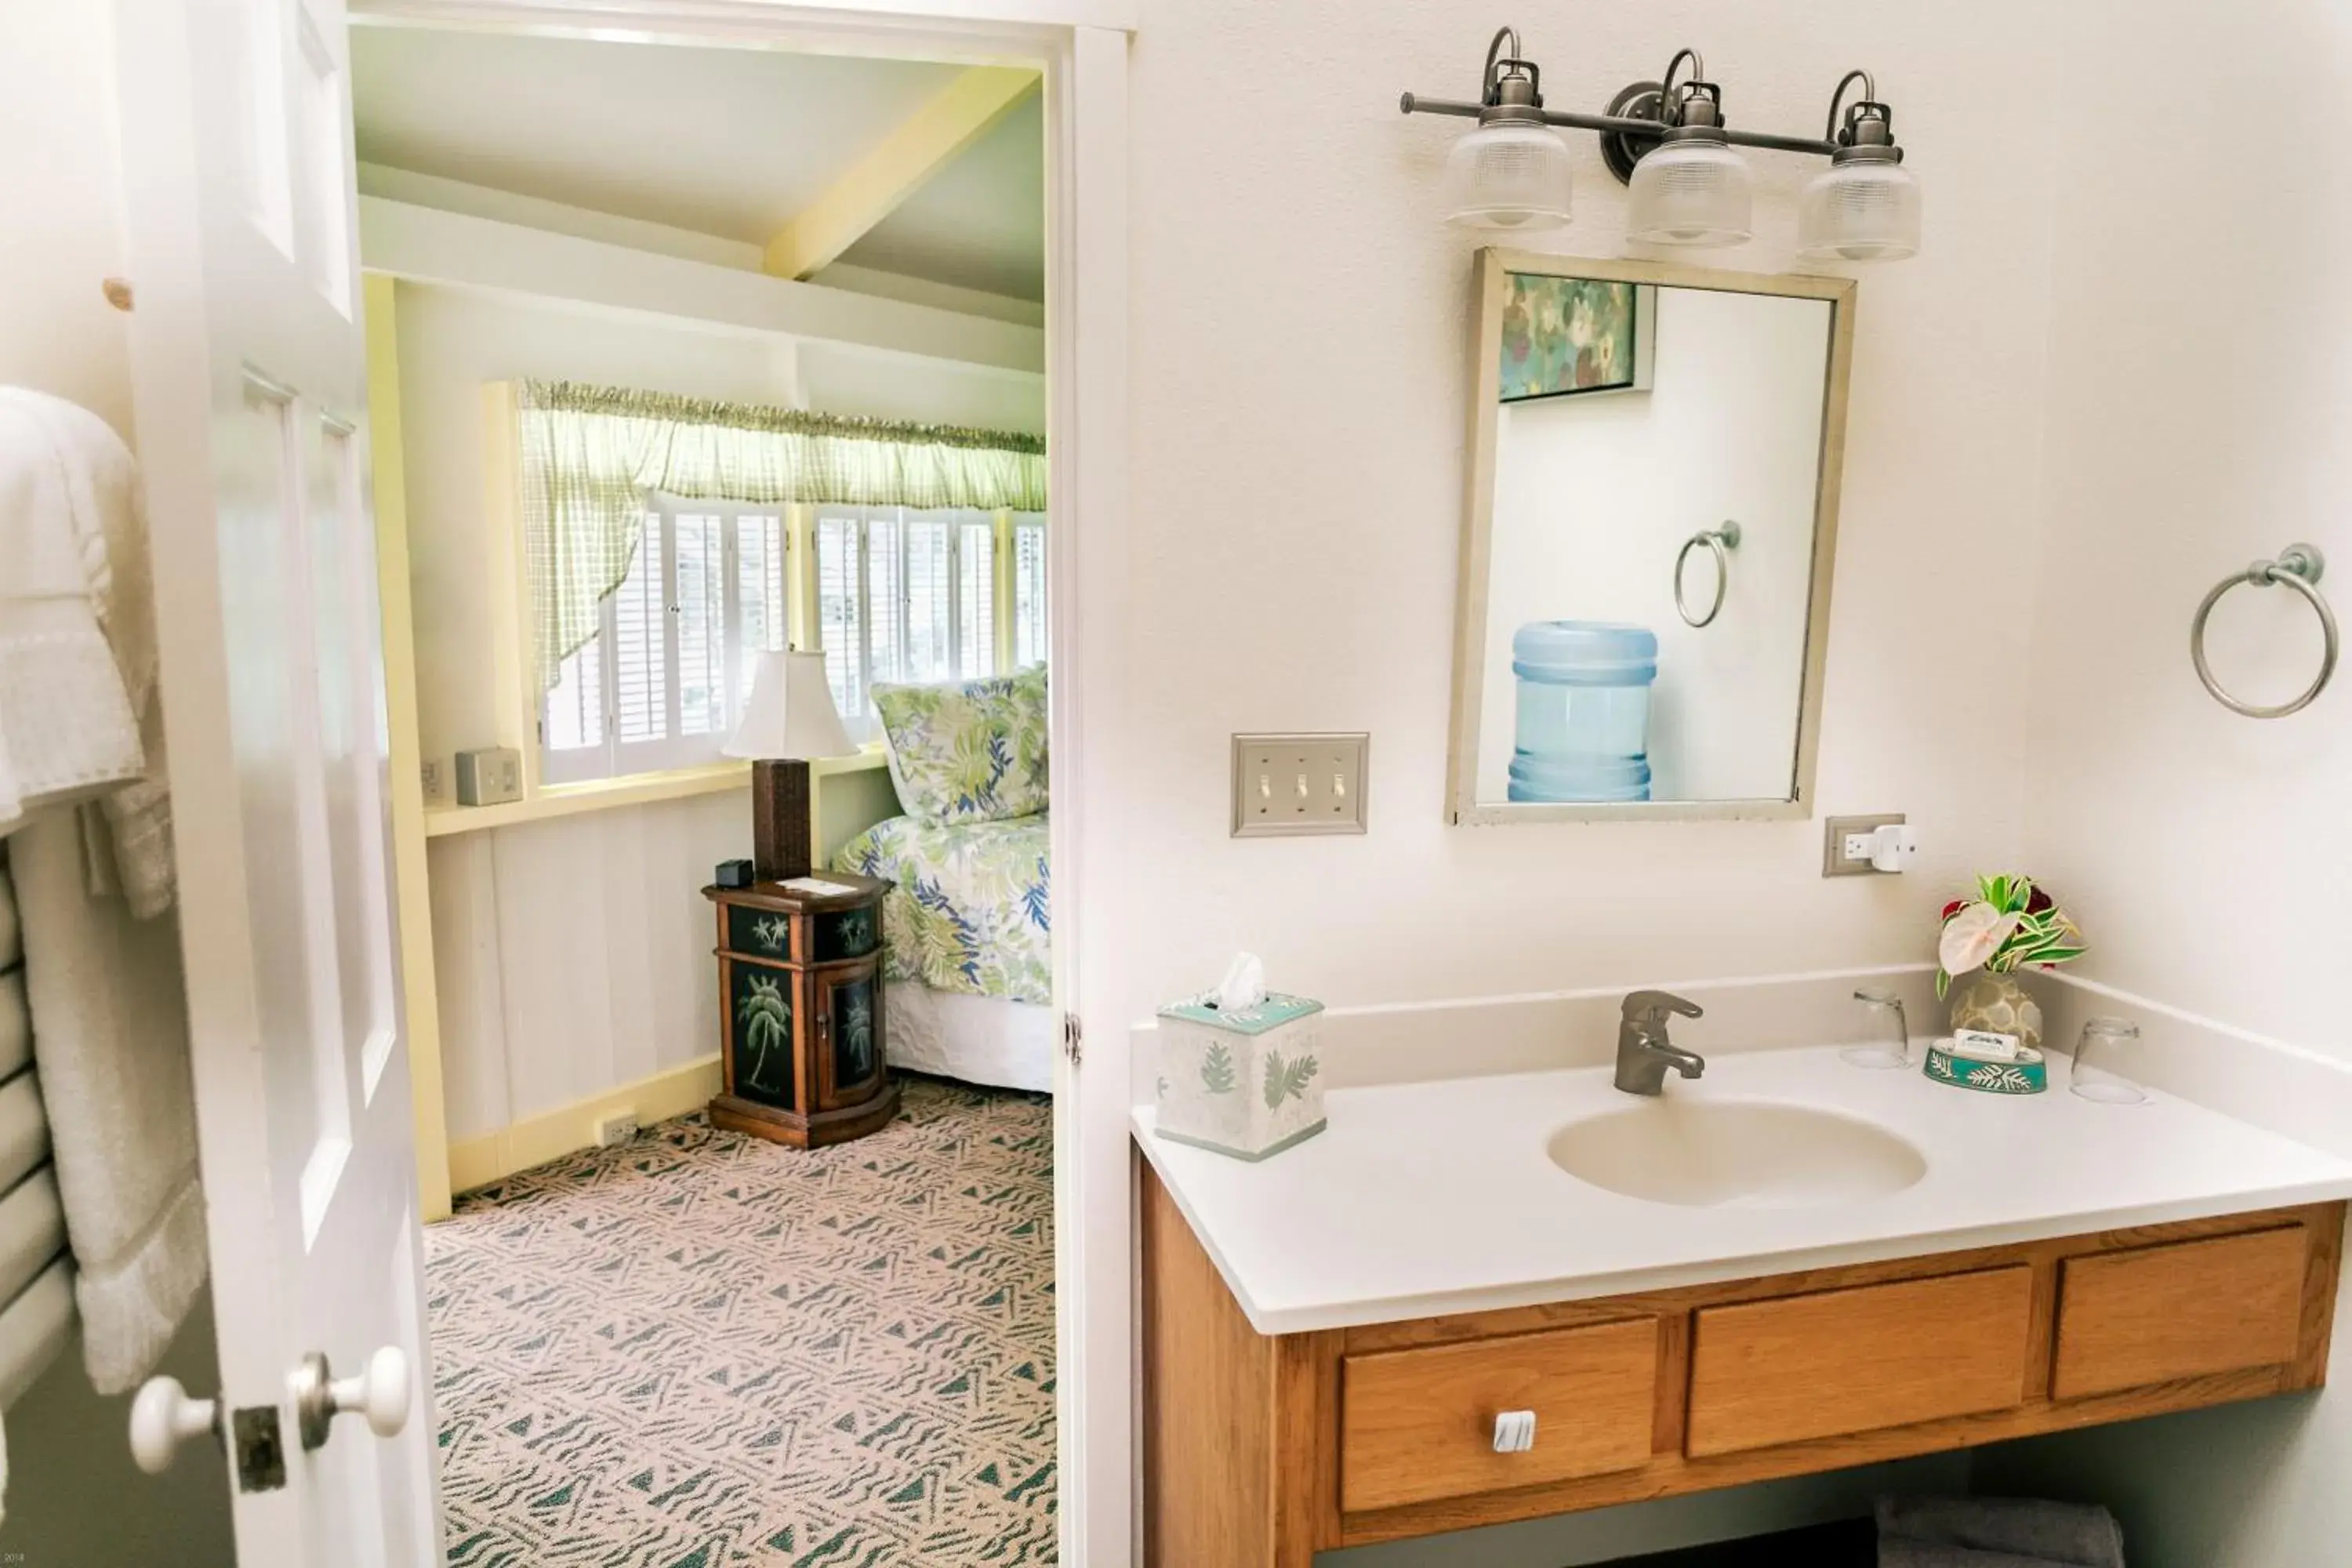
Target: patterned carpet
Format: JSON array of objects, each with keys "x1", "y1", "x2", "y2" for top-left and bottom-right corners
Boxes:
[{"x1": 426, "y1": 1077, "x2": 1057, "y2": 1566}]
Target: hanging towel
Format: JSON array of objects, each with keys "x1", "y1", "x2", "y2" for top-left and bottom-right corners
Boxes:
[
  {"x1": 0, "y1": 851, "x2": 75, "y2": 1524},
  {"x1": 1879, "y1": 1546, "x2": 2097, "y2": 1568},
  {"x1": 1878, "y1": 1496, "x2": 2128, "y2": 1568},
  {"x1": 0, "y1": 388, "x2": 174, "y2": 915}
]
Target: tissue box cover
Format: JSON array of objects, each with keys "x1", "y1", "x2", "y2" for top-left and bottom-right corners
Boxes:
[{"x1": 1155, "y1": 992, "x2": 1327, "y2": 1161}]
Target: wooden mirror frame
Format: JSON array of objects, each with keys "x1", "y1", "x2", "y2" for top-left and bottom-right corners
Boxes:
[{"x1": 1446, "y1": 249, "x2": 1857, "y2": 825}]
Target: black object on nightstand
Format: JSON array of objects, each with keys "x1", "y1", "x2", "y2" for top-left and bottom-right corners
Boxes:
[{"x1": 703, "y1": 871, "x2": 895, "y2": 1149}]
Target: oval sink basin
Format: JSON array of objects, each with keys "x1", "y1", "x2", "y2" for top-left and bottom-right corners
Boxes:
[{"x1": 1547, "y1": 1100, "x2": 1927, "y2": 1209}]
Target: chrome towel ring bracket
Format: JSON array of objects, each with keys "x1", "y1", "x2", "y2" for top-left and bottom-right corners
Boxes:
[
  {"x1": 1674, "y1": 521, "x2": 1742, "y2": 628},
  {"x1": 2191, "y1": 543, "x2": 2338, "y2": 719}
]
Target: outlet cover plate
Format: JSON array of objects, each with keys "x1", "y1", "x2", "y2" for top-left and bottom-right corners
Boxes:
[
  {"x1": 1824, "y1": 812, "x2": 1906, "y2": 877},
  {"x1": 1232, "y1": 733, "x2": 1370, "y2": 837}
]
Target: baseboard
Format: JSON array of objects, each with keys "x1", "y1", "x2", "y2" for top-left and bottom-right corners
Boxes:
[{"x1": 445, "y1": 1053, "x2": 723, "y2": 1198}]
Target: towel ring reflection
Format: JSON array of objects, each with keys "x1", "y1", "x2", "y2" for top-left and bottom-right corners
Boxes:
[
  {"x1": 2190, "y1": 543, "x2": 2337, "y2": 719},
  {"x1": 1674, "y1": 521, "x2": 1742, "y2": 628}
]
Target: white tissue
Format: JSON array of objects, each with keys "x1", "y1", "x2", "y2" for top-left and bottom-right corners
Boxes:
[{"x1": 1214, "y1": 953, "x2": 1266, "y2": 1013}]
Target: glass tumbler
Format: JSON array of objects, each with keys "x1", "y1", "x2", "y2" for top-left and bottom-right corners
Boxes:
[
  {"x1": 1842, "y1": 986, "x2": 1912, "y2": 1069},
  {"x1": 2071, "y1": 1016, "x2": 2147, "y2": 1104}
]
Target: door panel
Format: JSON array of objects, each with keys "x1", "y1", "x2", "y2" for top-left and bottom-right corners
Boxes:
[{"x1": 115, "y1": 0, "x2": 437, "y2": 1558}]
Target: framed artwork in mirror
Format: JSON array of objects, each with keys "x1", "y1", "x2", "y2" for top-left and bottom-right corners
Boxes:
[{"x1": 1447, "y1": 250, "x2": 1857, "y2": 824}]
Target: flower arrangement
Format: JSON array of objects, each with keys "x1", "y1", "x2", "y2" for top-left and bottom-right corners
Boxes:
[{"x1": 1935, "y1": 873, "x2": 2087, "y2": 1000}]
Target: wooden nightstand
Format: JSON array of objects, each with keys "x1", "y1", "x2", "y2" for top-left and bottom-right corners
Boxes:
[{"x1": 703, "y1": 872, "x2": 897, "y2": 1148}]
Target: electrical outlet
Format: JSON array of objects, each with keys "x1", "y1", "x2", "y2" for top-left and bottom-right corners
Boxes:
[
  {"x1": 1232, "y1": 733, "x2": 1370, "y2": 837},
  {"x1": 419, "y1": 757, "x2": 449, "y2": 808},
  {"x1": 593, "y1": 1112, "x2": 640, "y2": 1148},
  {"x1": 1824, "y1": 812, "x2": 1907, "y2": 877}
]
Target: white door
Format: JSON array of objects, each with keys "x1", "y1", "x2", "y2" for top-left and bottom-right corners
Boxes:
[{"x1": 112, "y1": 0, "x2": 438, "y2": 1560}]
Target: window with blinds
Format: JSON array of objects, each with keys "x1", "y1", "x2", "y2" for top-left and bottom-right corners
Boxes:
[
  {"x1": 545, "y1": 503, "x2": 1048, "y2": 781},
  {"x1": 541, "y1": 499, "x2": 789, "y2": 785}
]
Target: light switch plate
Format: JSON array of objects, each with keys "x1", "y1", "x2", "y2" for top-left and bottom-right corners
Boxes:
[
  {"x1": 1824, "y1": 812, "x2": 1907, "y2": 877},
  {"x1": 1232, "y1": 733, "x2": 1370, "y2": 837}
]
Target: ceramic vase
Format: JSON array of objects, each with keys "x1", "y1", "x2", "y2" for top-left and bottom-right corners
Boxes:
[{"x1": 1945, "y1": 971, "x2": 2043, "y2": 1054}]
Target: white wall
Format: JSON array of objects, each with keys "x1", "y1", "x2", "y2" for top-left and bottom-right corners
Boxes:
[
  {"x1": 1479, "y1": 287, "x2": 1832, "y2": 800},
  {"x1": 1972, "y1": 6, "x2": 2352, "y2": 1563},
  {"x1": 1120, "y1": 0, "x2": 2060, "y2": 1007},
  {"x1": 393, "y1": 276, "x2": 1044, "y2": 1144},
  {"x1": 0, "y1": 6, "x2": 234, "y2": 1562}
]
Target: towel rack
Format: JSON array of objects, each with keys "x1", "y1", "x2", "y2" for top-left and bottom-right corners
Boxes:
[
  {"x1": 1674, "y1": 521, "x2": 1742, "y2": 629},
  {"x1": 2190, "y1": 543, "x2": 2337, "y2": 718}
]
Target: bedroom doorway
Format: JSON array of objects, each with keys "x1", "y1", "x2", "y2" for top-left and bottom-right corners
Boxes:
[{"x1": 342, "y1": 7, "x2": 1115, "y2": 1560}]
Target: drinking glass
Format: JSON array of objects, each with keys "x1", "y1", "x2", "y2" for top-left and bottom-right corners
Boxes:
[
  {"x1": 2071, "y1": 1016, "x2": 2147, "y2": 1105},
  {"x1": 1842, "y1": 986, "x2": 1912, "y2": 1069}
]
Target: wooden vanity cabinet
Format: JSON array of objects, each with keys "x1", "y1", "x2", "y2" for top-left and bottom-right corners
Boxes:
[{"x1": 1138, "y1": 1165, "x2": 2344, "y2": 1568}]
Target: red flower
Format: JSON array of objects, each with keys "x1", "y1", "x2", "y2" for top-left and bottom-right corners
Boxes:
[
  {"x1": 1940, "y1": 899, "x2": 1967, "y2": 921},
  {"x1": 2025, "y1": 884, "x2": 2055, "y2": 915}
]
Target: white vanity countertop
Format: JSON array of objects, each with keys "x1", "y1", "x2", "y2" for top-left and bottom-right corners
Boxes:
[{"x1": 1131, "y1": 1044, "x2": 2352, "y2": 1336}]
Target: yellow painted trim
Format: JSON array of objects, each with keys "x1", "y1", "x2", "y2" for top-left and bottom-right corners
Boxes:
[
  {"x1": 788, "y1": 503, "x2": 818, "y2": 651},
  {"x1": 365, "y1": 276, "x2": 455, "y2": 1225},
  {"x1": 763, "y1": 67, "x2": 1041, "y2": 280},
  {"x1": 993, "y1": 506, "x2": 1016, "y2": 671},
  {"x1": 447, "y1": 1054, "x2": 724, "y2": 1196},
  {"x1": 480, "y1": 381, "x2": 539, "y2": 793},
  {"x1": 421, "y1": 749, "x2": 891, "y2": 839}
]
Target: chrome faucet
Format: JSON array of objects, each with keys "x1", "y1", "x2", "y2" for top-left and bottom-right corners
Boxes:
[{"x1": 1615, "y1": 990, "x2": 1706, "y2": 1095}]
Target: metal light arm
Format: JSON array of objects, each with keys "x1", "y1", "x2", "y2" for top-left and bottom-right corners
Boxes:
[{"x1": 1400, "y1": 32, "x2": 1861, "y2": 175}]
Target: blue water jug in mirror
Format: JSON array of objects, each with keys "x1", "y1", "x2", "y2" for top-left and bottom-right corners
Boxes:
[{"x1": 1508, "y1": 621, "x2": 1657, "y2": 803}]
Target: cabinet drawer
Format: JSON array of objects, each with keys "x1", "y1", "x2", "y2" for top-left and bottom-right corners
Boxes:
[
  {"x1": 1340, "y1": 1318, "x2": 1657, "y2": 1513},
  {"x1": 2052, "y1": 1226, "x2": 2307, "y2": 1399},
  {"x1": 1687, "y1": 1266, "x2": 2032, "y2": 1457}
]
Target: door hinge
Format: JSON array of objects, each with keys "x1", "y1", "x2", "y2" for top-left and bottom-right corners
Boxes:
[
  {"x1": 1062, "y1": 1013, "x2": 1083, "y2": 1067},
  {"x1": 231, "y1": 1404, "x2": 287, "y2": 1494}
]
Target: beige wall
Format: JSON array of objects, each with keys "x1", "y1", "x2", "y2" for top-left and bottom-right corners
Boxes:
[
  {"x1": 1978, "y1": 5, "x2": 2352, "y2": 1562},
  {"x1": 1116, "y1": 0, "x2": 2059, "y2": 1011},
  {"x1": 0, "y1": 5, "x2": 233, "y2": 1559}
]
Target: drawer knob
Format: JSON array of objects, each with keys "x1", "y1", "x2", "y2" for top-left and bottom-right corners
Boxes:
[{"x1": 1492, "y1": 1409, "x2": 1537, "y2": 1454}]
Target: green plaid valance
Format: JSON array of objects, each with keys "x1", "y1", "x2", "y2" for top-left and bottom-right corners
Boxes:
[{"x1": 517, "y1": 379, "x2": 1048, "y2": 691}]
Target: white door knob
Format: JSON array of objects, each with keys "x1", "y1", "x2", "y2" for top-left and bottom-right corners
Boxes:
[
  {"x1": 1492, "y1": 1409, "x2": 1537, "y2": 1453},
  {"x1": 292, "y1": 1345, "x2": 412, "y2": 1450},
  {"x1": 129, "y1": 1375, "x2": 220, "y2": 1474}
]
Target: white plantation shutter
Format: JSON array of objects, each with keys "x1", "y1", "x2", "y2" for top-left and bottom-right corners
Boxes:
[
  {"x1": 959, "y1": 517, "x2": 996, "y2": 677},
  {"x1": 673, "y1": 512, "x2": 725, "y2": 739},
  {"x1": 817, "y1": 513, "x2": 865, "y2": 729},
  {"x1": 904, "y1": 514, "x2": 954, "y2": 684},
  {"x1": 613, "y1": 514, "x2": 667, "y2": 746},
  {"x1": 1012, "y1": 513, "x2": 1048, "y2": 668}
]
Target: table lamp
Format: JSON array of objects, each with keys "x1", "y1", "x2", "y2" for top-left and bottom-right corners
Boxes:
[{"x1": 724, "y1": 649, "x2": 855, "y2": 882}]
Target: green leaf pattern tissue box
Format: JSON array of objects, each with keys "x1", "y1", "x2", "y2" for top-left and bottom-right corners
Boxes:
[{"x1": 1155, "y1": 991, "x2": 1327, "y2": 1161}]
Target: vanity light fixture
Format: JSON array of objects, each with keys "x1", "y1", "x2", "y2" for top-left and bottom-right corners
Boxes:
[{"x1": 1401, "y1": 31, "x2": 1918, "y2": 260}]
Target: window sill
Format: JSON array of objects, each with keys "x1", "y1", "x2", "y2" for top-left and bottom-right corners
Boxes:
[{"x1": 422, "y1": 749, "x2": 890, "y2": 839}]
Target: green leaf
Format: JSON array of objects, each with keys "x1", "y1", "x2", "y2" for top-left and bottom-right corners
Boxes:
[
  {"x1": 1200, "y1": 1042, "x2": 1236, "y2": 1095},
  {"x1": 1261, "y1": 1051, "x2": 1319, "y2": 1109}
]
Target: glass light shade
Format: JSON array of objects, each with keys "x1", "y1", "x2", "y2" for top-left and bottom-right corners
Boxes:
[
  {"x1": 1441, "y1": 120, "x2": 1573, "y2": 230},
  {"x1": 724, "y1": 649, "x2": 852, "y2": 760},
  {"x1": 1625, "y1": 140, "x2": 1754, "y2": 247},
  {"x1": 1798, "y1": 157, "x2": 1922, "y2": 261}
]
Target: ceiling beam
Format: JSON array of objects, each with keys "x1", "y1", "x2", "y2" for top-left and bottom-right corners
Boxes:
[{"x1": 763, "y1": 64, "x2": 1040, "y2": 281}]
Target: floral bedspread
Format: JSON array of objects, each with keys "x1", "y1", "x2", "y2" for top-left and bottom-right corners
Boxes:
[{"x1": 833, "y1": 812, "x2": 1050, "y2": 1004}]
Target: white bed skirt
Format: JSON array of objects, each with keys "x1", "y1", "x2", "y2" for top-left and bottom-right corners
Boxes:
[{"x1": 884, "y1": 982, "x2": 1055, "y2": 1095}]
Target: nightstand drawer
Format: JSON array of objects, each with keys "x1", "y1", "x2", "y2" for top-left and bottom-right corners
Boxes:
[
  {"x1": 1340, "y1": 1318, "x2": 1658, "y2": 1513},
  {"x1": 814, "y1": 904, "x2": 880, "y2": 962},
  {"x1": 724, "y1": 903, "x2": 797, "y2": 963}
]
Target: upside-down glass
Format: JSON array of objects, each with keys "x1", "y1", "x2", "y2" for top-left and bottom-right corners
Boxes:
[
  {"x1": 1843, "y1": 986, "x2": 1911, "y2": 1069},
  {"x1": 2071, "y1": 1016, "x2": 2147, "y2": 1104}
]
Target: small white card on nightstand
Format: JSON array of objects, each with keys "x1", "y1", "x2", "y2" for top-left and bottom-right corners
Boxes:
[{"x1": 780, "y1": 877, "x2": 859, "y2": 898}]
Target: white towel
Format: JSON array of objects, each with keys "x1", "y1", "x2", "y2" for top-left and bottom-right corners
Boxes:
[
  {"x1": 0, "y1": 388, "x2": 174, "y2": 916},
  {"x1": 12, "y1": 811, "x2": 205, "y2": 1393}
]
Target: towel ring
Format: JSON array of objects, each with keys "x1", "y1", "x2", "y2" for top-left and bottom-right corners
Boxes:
[
  {"x1": 1674, "y1": 521, "x2": 1742, "y2": 628},
  {"x1": 2190, "y1": 543, "x2": 2337, "y2": 719}
]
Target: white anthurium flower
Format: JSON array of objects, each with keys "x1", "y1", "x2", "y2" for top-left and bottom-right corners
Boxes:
[{"x1": 1938, "y1": 902, "x2": 2019, "y2": 980}]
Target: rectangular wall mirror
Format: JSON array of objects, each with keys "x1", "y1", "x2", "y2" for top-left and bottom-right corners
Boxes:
[{"x1": 1447, "y1": 251, "x2": 1856, "y2": 823}]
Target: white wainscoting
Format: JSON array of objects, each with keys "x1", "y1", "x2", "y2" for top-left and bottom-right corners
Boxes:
[{"x1": 428, "y1": 790, "x2": 742, "y2": 1147}]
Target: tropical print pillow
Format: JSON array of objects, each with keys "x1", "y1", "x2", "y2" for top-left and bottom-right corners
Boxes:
[{"x1": 872, "y1": 666, "x2": 1049, "y2": 823}]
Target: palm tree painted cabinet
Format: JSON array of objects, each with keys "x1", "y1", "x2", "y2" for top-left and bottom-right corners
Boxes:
[{"x1": 705, "y1": 873, "x2": 897, "y2": 1148}]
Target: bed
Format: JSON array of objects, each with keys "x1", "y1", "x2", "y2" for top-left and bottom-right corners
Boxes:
[{"x1": 829, "y1": 669, "x2": 1055, "y2": 1094}]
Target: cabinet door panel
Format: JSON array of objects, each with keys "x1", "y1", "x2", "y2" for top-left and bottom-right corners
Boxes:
[
  {"x1": 1340, "y1": 1318, "x2": 1657, "y2": 1513},
  {"x1": 1686, "y1": 1267, "x2": 2032, "y2": 1457},
  {"x1": 2052, "y1": 1226, "x2": 2307, "y2": 1399}
]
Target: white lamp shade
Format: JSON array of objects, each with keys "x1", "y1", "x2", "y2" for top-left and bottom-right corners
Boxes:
[
  {"x1": 1441, "y1": 120, "x2": 1573, "y2": 231},
  {"x1": 724, "y1": 650, "x2": 852, "y2": 760},
  {"x1": 1626, "y1": 140, "x2": 1754, "y2": 248},
  {"x1": 1798, "y1": 158, "x2": 1921, "y2": 261}
]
